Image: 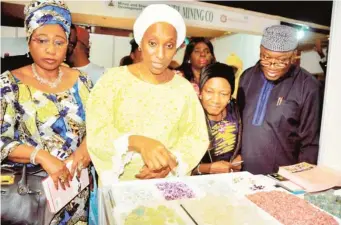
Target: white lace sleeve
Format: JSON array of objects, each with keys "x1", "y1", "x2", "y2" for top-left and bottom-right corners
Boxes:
[
  {"x1": 101, "y1": 134, "x2": 134, "y2": 185},
  {"x1": 167, "y1": 151, "x2": 188, "y2": 177}
]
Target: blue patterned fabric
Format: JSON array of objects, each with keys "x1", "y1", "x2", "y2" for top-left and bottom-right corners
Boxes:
[
  {"x1": 24, "y1": 0, "x2": 71, "y2": 40},
  {"x1": 252, "y1": 75, "x2": 274, "y2": 126},
  {"x1": 89, "y1": 167, "x2": 99, "y2": 225},
  {"x1": 0, "y1": 70, "x2": 93, "y2": 224}
]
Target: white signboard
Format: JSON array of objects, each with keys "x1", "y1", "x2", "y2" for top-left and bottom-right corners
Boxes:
[{"x1": 65, "y1": 1, "x2": 279, "y2": 34}]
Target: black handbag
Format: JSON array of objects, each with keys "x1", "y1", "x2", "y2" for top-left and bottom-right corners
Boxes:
[{"x1": 1, "y1": 164, "x2": 55, "y2": 225}]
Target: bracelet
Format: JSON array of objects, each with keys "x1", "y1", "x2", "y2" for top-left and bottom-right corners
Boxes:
[
  {"x1": 30, "y1": 148, "x2": 41, "y2": 165},
  {"x1": 196, "y1": 164, "x2": 202, "y2": 175}
]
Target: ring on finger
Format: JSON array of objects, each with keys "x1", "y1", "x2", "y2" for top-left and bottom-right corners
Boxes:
[
  {"x1": 59, "y1": 174, "x2": 67, "y2": 183},
  {"x1": 77, "y1": 162, "x2": 84, "y2": 172}
]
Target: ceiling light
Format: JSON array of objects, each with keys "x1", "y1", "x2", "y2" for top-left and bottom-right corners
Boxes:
[{"x1": 297, "y1": 30, "x2": 305, "y2": 40}]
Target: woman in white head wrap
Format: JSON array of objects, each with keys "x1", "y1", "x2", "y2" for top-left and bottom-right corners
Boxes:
[{"x1": 86, "y1": 4, "x2": 209, "y2": 184}]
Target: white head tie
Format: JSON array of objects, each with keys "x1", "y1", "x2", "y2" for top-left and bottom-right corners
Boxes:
[{"x1": 133, "y1": 4, "x2": 186, "y2": 48}]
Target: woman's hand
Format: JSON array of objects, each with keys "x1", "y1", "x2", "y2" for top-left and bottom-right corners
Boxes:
[
  {"x1": 36, "y1": 151, "x2": 71, "y2": 190},
  {"x1": 209, "y1": 161, "x2": 232, "y2": 174},
  {"x1": 135, "y1": 165, "x2": 171, "y2": 179},
  {"x1": 65, "y1": 146, "x2": 91, "y2": 179},
  {"x1": 129, "y1": 135, "x2": 177, "y2": 171}
]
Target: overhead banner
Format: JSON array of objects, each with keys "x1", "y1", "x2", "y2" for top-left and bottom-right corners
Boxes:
[{"x1": 67, "y1": 1, "x2": 279, "y2": 34}]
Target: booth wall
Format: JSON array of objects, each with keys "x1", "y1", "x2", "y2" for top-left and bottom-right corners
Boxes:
[
  {"x1": 211, "y1": 33, "x2": 262, "y2": 71},
  {"x1": 318, "y1": 1, "x2": 341, "y2": 172},
  {"x1": 211, "y1": 33, "x2": 326, "y2": 75},
  {"x1": 300, "y1": 50, "x2": 324, "y2": 74},
  {"x1": 1, "y1": 27, "x2": 27, "y2": 56},
  {"x1": 0, "y1": 26, "x2": 329, "y2": 76},
  {"x1": 1, "y1": 37, "x2": 28, "y2": 56},
  {"x1": 173, "y1": 47, "x2": 185, "y2": 66},
  {"x1": 112, "y1": 36, "x2": 131, "y2": 68},
  {"x1": 89, "y1": 33, "x2": 115, "y2": 68}
]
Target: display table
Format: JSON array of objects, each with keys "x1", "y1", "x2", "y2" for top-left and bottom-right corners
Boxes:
[{"x1": 98, "y1": 172, "x2": 341, "y2": 225}]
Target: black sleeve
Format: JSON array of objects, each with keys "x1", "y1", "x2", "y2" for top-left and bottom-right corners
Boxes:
[{"x1": 298, "y1": 81, "x2": 322, "y2": 164}]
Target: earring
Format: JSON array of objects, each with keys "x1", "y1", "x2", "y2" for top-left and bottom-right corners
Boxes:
[
  {"x1": 26, "y1": 52, "x2": 30, "y2": 58},
  {"x1": 187, "y1": 60, "x2": 190, "y2": 64}
]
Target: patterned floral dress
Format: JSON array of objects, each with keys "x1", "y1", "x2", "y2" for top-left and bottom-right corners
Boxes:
[
  {"x1": 0, "y1": 70, "x2": 92, "y2": 225},
  {"x1": 201, "y1": 101, "x2": 241, "y2": 164}
]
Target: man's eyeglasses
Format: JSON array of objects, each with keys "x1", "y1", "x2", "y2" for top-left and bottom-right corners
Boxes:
[
  {"x1": 31, "y1": 37, "x2": 67, "y2": 49},
  {"x1": 260, "y1": 54, "x2": 292, "y2": 69}
]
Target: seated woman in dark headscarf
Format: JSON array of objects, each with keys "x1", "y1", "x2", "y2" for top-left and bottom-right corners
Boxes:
[{"x1": 193, "y1": 62, "x2": 242, "y2": 175}]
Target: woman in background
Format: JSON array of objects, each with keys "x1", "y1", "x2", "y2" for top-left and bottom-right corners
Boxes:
[
  {"x1": 0, "y1": 0, "x2": 92, "y2": 224},
  {"x1": 193, "y1": 62, "x2": 242, "y2": 175},
  {"x1": 177, "y1": 37, "x2": 216, "y2": 95},
  {"x1": 86, "y1": 4, "x2": 209, "y2": 185}
]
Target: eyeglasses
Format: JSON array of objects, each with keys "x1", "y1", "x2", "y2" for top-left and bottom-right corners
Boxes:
[
  {"x1": 31, "y1": 37, "x2": 67, "y2": 49},
  {"x1": 260, "y1": 54, "x2": 292, "y2": 69}
]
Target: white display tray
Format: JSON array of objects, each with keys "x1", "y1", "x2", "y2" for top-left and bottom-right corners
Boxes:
[
  {"x1": 107, "y1": 172, "x2": 281, "y2": 225},
  {"x1": 99, "y1": 172, "x2": 341, "y2": 225}
]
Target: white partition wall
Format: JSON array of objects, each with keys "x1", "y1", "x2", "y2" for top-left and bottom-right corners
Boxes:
[
  {"x1": 173, "y1": 47, "x2": 186, "y2": 66},
  {"x1": 0, "y1": 27, "x2": 328, "y2": 74},
  {"x1": 1, "y1": 26, "x2": 17, "y2": 38},
  {"x1": 300, "y1": 50, "x2": 324, "y2": 74},
  {"x1": 211, "y1": 33, "x2": 262, "y2": 71},
  {"x1": 112, "y1": 36, "x2": 133, "y2": 68},
  {"x1": 89, "y1": 33, "x2": 115, "y2": 69},
  {"x1": 1, "y1": 26, "x2": 28, "y2": 57},
  {"x1": 1, "y1": 37, "x2": 28, "y2": 56},
  {"x1": 318, "y1": 1, "x2": 341, "y2": 172}
]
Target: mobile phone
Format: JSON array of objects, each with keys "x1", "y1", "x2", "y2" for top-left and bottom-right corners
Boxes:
[
  {"x1": 267, "y1": 173, "x2": 305, "y2": 194},
  {"x1": 267, "y1": 173, "x2": 287, "y2": 182}
]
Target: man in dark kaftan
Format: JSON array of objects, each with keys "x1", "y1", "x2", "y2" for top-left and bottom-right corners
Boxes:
[{"x1": 238, "y1": 25, "x2": 322, "y2": 175}]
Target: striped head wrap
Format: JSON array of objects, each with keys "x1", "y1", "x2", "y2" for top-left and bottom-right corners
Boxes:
[{"x1": 24, "y1": 0, "x2": 71, "y2": 41}]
